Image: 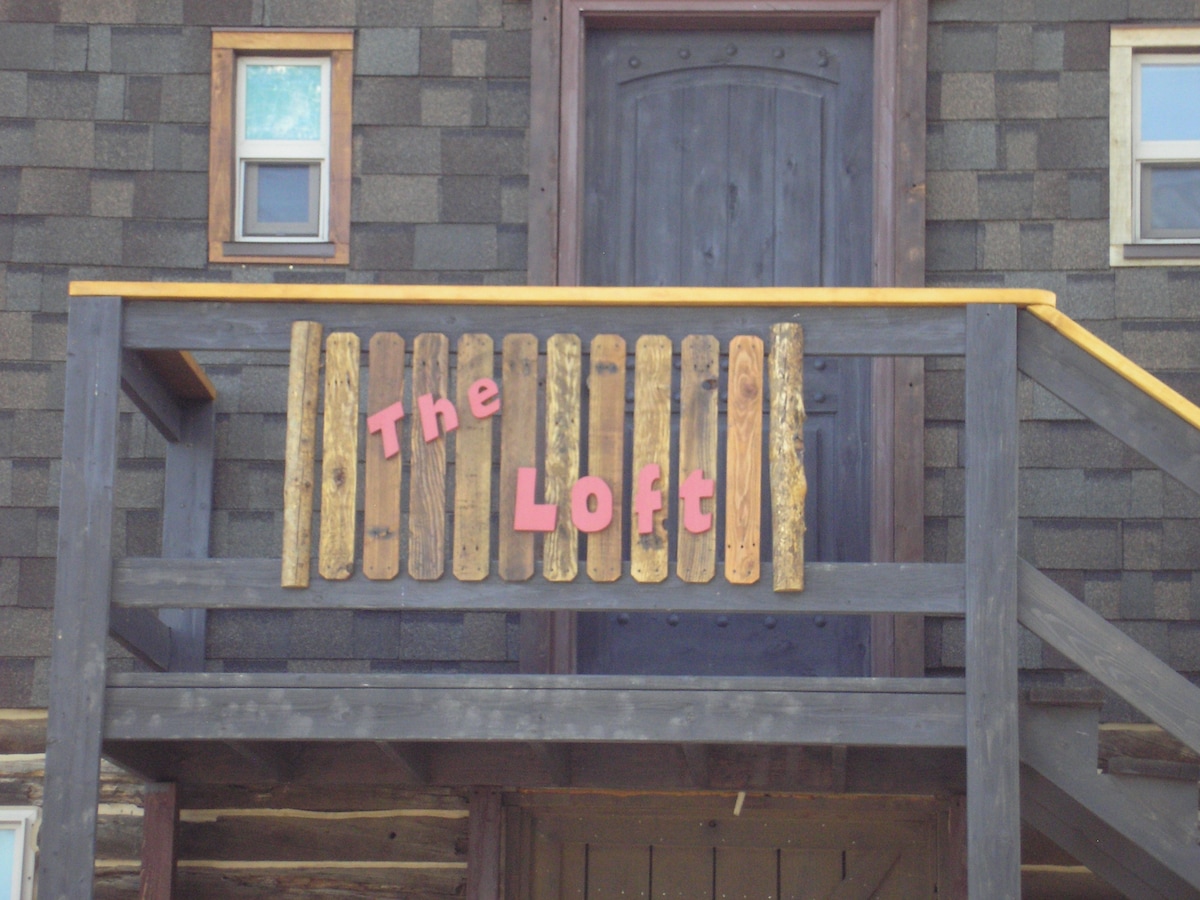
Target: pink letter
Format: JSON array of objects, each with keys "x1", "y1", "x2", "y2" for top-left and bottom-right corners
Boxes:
[
  {"x1": 468, "y1": 377, "x2": 501, "y2": 418},
  {"x1": 571, "y1": 475, "x2": 613, "y2": 533},
  {"x1": 513, "y1": 467, "x2": 557, "y2": 532},
  {"x1": 680, "y1": 468, "x2": 715, "y2": 534},
  {"x1": 366, "y1": 400, "x2": 406, "y2": 459},
  {"x1": 418, "y1": 393, "x2": 459, "y2": 442},
  {"x1": 633, "y1": 463, "x2": 663, "y2": 535}
]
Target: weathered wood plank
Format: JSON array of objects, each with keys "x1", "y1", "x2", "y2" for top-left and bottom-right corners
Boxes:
[
  {"x1": 769, "y1": 324, "x2": 806, "y2": 591},
  {"x1": 725, "y1": 335, "x2": 763, "y2": 585},
  {"x1": 408, "y1": 333, "x2": 449, "y2": 581},
  {"x1": 120, "y1": 349, "x2": 183, "y2": 442},
  {"x1": 41, "y1": 296, "x2": 122, "y2": 900},
  {"x1": 499, "y1": 334, "x2": 539, "y2": 582},
  {"x1": 139, "y1": 783, "x2": 178, "y2": 900},
  {"x1": 453, "y1": 334, "x2": 494, "y2": 581},
  {"x1": 364, "y1": 332, "x2": 405, "y2": 581},
  {"x1": 318, "y1": 332, "x2": 360, "y2": 581},
  {"x1": 281, "y1": 321, "x2": 323, "y2": 588},
  {"x1": 114, "y1": 559, "x2": 967, "y2": 615},
  {"x1": 586, "y1": 335, "x2": 626, "y2": 583},
  {"x1": 1018, "y1": 561, "x2": 1200, "y2": 756},
  {"x1": 677, "y1": 336, "x2": 719, "y2": 583},
  {"x1": 631, "y1": 336, "x2": 671, "y2": 583},
  {"x1": 964, "y1": 304, "x2": 1020, "y2": 899},
  {"x1": 108, "y1": 608, "x2": 172, "y2": 671},
  {"x1": 543, "y1": 334, "x2": 581, "y2": 582},
  {"x1": 136, "y1": 349, "x2": 216, "y2": 401},
  {"x1": 466, "y1": 789, "x2": 502, "y2": 900}
]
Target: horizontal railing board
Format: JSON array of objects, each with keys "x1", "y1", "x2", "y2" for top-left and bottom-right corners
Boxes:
[
  {"x1": 112, "y1": 559, "x2": 965, "y2": 615},
  {"x1": 123, "y1": 303, "x2": 965, "y2": 356},
  {"x1": 104, "y1": 675, "x2": 965, "y2": 746}
]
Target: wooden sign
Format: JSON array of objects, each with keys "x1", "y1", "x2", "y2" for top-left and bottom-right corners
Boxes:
[{"x1": 282, "y1": 324, "x2": 806, "y2": 591}]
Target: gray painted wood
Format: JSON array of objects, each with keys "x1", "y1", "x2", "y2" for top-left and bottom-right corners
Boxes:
[
  {"x1": 1017, "y1": 312, "x2": 1200, "y2": 496},
  {"x1": 40, "y1": 296, "x2": 122, "y2": 900},
  {"x1": 123, "y1": 302, "x2": 965, "y2": 355},
  {"x1": 1018, "y1": 560, "x2": 1200, "y2": 756},
  {"x1": 112, "y1": 558, "x2": 965, "y2": 615},
  {"x1": 120, "y1": 349, "x2": 183, "y2": 442},
  {"x1": 103, "y1": 675, "x2": 965, "y2": 746},
  {"x1": 159, "y1": 400, "x2": 215, "y2": 671},
  {"x1": 108, "y1": 608, "x2": 172, "y2": 671},
  {"x1": 963, "y1": 305, "x2": 1020, "y2": 899}
]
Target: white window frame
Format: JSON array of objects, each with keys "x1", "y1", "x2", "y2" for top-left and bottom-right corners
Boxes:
[
  {"x1": 234, "y1": 55, "x2": 332, "y2": 243},
  {"x1": 1111, "y1": 26, "x2": 1200, "y2": 266},
  {"x1": 0, "y1": 808, "x2": 38, "y2": 900}
]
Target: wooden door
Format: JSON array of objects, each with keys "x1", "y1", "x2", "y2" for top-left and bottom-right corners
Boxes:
[{"x1": 577, "y1": 28, "x2": 875, "y2": 676}]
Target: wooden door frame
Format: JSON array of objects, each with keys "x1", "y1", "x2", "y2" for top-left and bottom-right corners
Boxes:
[{"x1": 526, "y1": 0, "x2": 928, "y2": 676}]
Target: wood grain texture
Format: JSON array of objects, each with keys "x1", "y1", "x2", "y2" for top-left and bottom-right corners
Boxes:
[
  {"x1": 466, "y1": 789, "x2": 503, "y2": 900},
  {"x1": 212, "y1": 30, "x2": 354, "y2": 50},
  {"x1": 724, "y1": 335, "x2": 764, "y2": 585},
  {"x1": 499, "y1": 334, "x2": 539, "y2": 581},
  {"x1": 408, "y1": 333, "x2": 449, "y2": 581},
  {"x1": 543, "y1": 334, "x2": 581, "y2": 582},
  {"x1": 281, "y1": 321, "x2": 323, "y2": 588},
  {"x1": 139, "y1": 783, "x2": 178, "y2": 900},
  {"x1": 630, "y1": 336, "x2": 671, "y2": 583},
  {"x1": 364, "y1": 333, "x2": 405, "y2": 581},
  {"x1": 137, "y1": 349, "x2": 217, "y2": 401},
  {"x1": 318, "y1": 332, "x2": 360, "y2": 581},
  {"x1": 677, "y1": 335, "x2": 719, "y2": 583},
  {"x1": 586, "y1": 335, "x2": 626, "y2": 583},
  {"x1": 207, "y1": 47, "x2": 235, "y2": 260},
  {"x1": 769, "y1": 324, "x2": 806, "y2": 591},
  {"x1": 453, "y1": 334, "x2": 494, "y2": 582}
]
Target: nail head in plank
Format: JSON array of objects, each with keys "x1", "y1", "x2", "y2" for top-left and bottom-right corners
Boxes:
[
  {"x1": 769, "y1": 324, "x2": 806, "y2": 592},
  {"x1": 408, "y1": 333, "x2": 450, "y2": 581},
  {"x1": 543, "y1": 334, "x2": 582, "y2": 583},
  {"x1": 631, "y1": 335, "x2": 672, "y2": 584},
  {"x1": 499, "y1": 334, "x2": 540, "y2": 581},
  {"x1": 364, "y1": 333, "x2": 405, "y2": 581},
  {"x1": 724, "y1": 335, "x2": 764, "y2": 585},
  {"x1": 586, "y1": 335, "x2": 626, "y2": 583},
  {"x1": 281, "y1": 321, "x2": 323, "y2": 588},
  {"x1": 318, "y1": 332, "x2": 360, "y2": 581},
  {"x1": 677, "y1": 335, "x2": 719, "y2": 583},
  {"x1": 453, "y1": 334, "x2": 495, "y2": 582}
]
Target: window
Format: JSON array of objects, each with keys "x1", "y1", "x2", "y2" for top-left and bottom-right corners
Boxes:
[
  {"x1": 1111, "y1": 27, "x2": 1200, "y2": 265},
  {"x1": 0, "y1": 809, "x2": 37, "y2": 900},
  {"x1": 209, "y1": 31, "x2": 353, "y2": 265}
]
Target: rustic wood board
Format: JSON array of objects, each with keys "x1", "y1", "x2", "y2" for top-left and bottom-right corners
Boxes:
[
  {"x1": 453, "y1": 334, "x2": 494, "y2": 582},
  {"x1": 499, "y1": 334, "x2": 540, "y2": 581},
  {"x1": 677, "y1": 335, "x2": 719, "y2": 583},
  {"x1": 543, "y1": 334, "x2": 582, "y2": 582},
  {"x1": 630, "y1": 336, "x2": 671, "y2": 583},
  {"x1": 281, "y1": 321, "x2": 323, "y2": 588},
  {"x1": 318, "y1": 332, "x2": 359, "y2": 581},
  {"x1": 364, "y1": 333, "x2": 405, "y2": 581},
  {"x1": 724, "y1": 335, "x2": 763, "y2": 585},
  {"x1": 586, "y1": 335, "x2": 626, "y2": 583},
  {"x1": 769, "y1": 324, "x2": 806, "y2": 591},
  {"x1": 408, "y1": 333, "x2": 449, "y2": 581}
]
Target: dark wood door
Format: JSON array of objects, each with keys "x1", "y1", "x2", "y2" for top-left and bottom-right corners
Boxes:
[{"x1": 577, "y1": 28, "x2": 875, "y2": 677}]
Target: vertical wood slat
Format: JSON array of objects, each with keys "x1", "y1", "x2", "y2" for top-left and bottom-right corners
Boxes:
[
  {"x1": 500, "y1": 334, "x2": 540, "y2": 582},
  {"x1": 543, "y1": 334, "x2": 582, "y2": 582},
  {"x1": 466, "y1": 788, "x2": 503, "y2": 900},
  {"x1": 40, "y1": 296, "x2": 122, "y2": 900},
  {"x1": 965, "y1": 304, "x2": 1020, "y2": 899},
  {"x1": 677, "y1": 335, "x2": 719, "y2": 583},
  {"x1": 138, "y1": 782, "x2": 178, "y2": 900},
  {"x1": 318, "y1": 332, "x2": 361, "y2": 581},
  {"x1": 725, "y1": 335, "x2": 764, "y2": 584},
  {"x1": 586, "y1": 335, "x2": 626, "y2": 583},
  {"x1": 453, "y1": 334, "x2": 495, "y2": 581},
  {"x1": 630, "y1": 335, "x2": 672, "y2": 583},
  {"x1": 364, "y1": 333, "x2": 406, "y2": 581},
  {"x1": 408, "y1": 333, "x2": 449, "y2": 581},
  {"x1": 281, "y1": 321, "x2": 323, "y2": 588},
  {"x1": 769, "y1": 324, "x2": 806, "y2": 592}
]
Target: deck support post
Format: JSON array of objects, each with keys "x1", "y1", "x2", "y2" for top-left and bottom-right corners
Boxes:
[
  {"x1": 39, "y1": 296, "x2": 123, "y2": 900},
  {"x1": 964, "y1": 304, "x2": 1020, "y2": 896},
  {"x1": 466, "y1": 788, "x2": 503, "y2": 900},
  {"x1": 139, "y1": 782, "x2": 179, "y2": 899}
]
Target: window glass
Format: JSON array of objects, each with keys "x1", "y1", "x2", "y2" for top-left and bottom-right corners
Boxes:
[
  {"x1": 243, "y1": 63, "x2": 324, "y2": 142},
  {"x1": 243, "y1": 162, "x2": 321, "y2": 235},
  {"x1": 1142, "y1": 165, "x2": 1200, "y2": 236},
  {"x1": 0, "y1": 828, "x2": 15, "y2": 900},
  {"x1": 1140, "y1": 64, "x2": 1200, "y2": 142}
]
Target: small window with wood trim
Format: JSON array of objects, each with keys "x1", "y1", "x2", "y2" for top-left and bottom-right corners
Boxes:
[
  {"x1": 209, "y1": 30, "x2": 352, "y2": 265},
  {"x1": 0, "y1": 808, "x2": 37, "y2": 900},
  {"x1": 1111, "y1": 27, "x2": 1200, "y2": 265}
]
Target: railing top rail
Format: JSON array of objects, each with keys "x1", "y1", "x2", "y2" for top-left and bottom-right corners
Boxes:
[{"x1": 69, "y1": 280, "x2": 1056, "y2": 308}]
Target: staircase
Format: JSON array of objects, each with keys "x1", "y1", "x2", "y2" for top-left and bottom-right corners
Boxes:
[{"x1": 1019, "y1": 686, "x2": 1200, "y2": 899}]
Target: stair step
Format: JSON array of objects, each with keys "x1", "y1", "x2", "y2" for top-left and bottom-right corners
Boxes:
[
  {"x1": 1024, "y1": 685, "x2": 1106, "y2": 708},
  {"x1": 1107, "y1": 756, "x2": 1200, "y2": 783}
]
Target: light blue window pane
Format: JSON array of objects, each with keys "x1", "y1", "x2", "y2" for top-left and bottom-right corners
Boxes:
[
  {"x1": 1145, "y1": 166, "x2": 1200, "y2": 234},
  {"x1": 1141, "y1": 65, "x2": 1200, "y2": 141},
  {"x1": 244, "y1": 64, "x2": 323, "y2": 141},
  {"x1": 257, "y1": 165, "x2": 313, "y2": 223},
  {"x1": 0, "y1": 828, "x2": 15, "y2": 900}
]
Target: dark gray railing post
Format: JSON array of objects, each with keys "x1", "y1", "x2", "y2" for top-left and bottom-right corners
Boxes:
[
  {"x1": 965, "y1": 303, "x2": 1020, "y2": 897},
  {"x1": 39, "y1": 296, "x2": 123, "y2": 900}
]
